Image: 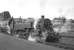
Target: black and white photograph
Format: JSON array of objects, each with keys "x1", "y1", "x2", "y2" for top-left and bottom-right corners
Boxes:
[{"x1": 0, "y1": 0, "x2": 74, "y2": 50}]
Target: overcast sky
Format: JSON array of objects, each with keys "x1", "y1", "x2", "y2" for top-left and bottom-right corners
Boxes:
[{"x1": 0, "y1": 0, "x2": 74, "y2": 19}]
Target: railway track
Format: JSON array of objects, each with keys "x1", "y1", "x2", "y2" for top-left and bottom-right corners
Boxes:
[
  {"x1": 39, "y1": 42, "x2": 74, "y2": 50},
  {"x1": 2, "y1": 32, "x2": 74, "y2": 50},
  {"x1": 11, "y1": 34, "x2": 74, "y2": 50}
]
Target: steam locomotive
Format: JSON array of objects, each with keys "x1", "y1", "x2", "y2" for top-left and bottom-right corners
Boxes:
[{"x1": 0, "y1": 11, "x2": 61, "y2": 42}]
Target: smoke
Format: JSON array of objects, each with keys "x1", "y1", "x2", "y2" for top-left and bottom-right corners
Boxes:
[
  {"x1": 40, "y1": 0, "x2": 48, "y2": 8},
  {"x1": 64, "y1": 8, "x2": 74, "y2": 18},
  {"x1": 58, "y1": 8, "x2": 74, "y2": 18},
  {"x1": 40, "y1": 0, "x2": 48, "y2": 16},
  {"x1": 58, "y1": 8, "x2": 63, "y2": 16}
]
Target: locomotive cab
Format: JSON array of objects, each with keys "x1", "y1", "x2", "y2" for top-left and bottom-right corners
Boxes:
[{"x1": 9, "y1": 17, "x2": 34, "y2": 39}]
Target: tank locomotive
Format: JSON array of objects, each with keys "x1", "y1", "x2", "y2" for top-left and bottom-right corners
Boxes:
[{"x1": 35, "y1": 16, "x2": 60, "y2": 42}]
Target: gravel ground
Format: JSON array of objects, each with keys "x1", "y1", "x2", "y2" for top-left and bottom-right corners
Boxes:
[
  {"x1": 0, "y1": 33, "x2": 65, "y2": 50},
  {"x1": 60, "y1": 32, "x2": 74, "y2": 45}
]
